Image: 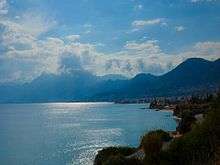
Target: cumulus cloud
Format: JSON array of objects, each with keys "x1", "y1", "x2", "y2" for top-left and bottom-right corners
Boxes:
[
  {"x1": 1, "y1": 15, "x2": 220, "y2": 82},
  {"x1": 65, "y1": 34, "x2": 80, "y2": 42},
  {"x1": 0, "y1": 0, "x2": 8, "y2": 15},
  {"x1": 175, "y1": 26, "x2": 185, "y2": 32},
  {"x1": 124, "y1": 40, "x2": 161, "y2": 54},
  {"x1": 0, "y1": 1, "x2": 220, "y2": 83},
  {"x1": 183, "y1": 41, "x2": 220, "y2": 60},
  {"x1": 191, "y1": 0, "x2": 217, "y2": 3},
  {"x1": 83, "y1": 23, "x2": 92, "y2": 34},
  {"x1": 93, "y1": 40, "x2": 220, "y2": 76},
  {"x1": 132, "y1": 18, "x2": 164, "y2": 29},
  {"x1": 19, "y1": 11, "x2": 57, "y2": 37},
  {"x1": 134, "y1": 4, "x2": 143, "y2": 11}
]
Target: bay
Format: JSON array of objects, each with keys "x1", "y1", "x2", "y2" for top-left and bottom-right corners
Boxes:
[{"x1": 0, "y1": 103, "x2": 176, "y2": 165}]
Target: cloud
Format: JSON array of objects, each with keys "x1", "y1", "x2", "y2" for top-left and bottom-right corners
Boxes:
[
  {"x1": 191, "y1": 0, "x2": 217, "y2": 3},
  {"x1": 0, "y1": 0, "x2": 220, "y2": 83},
  {"x1": 1, "y1": 9, "x2": 220, "y2": 82},
  {"x1": 134, "y1": 4, "x2": 143, "y2": 11},
  {"x1": 1, "y1": 22, "x2": 220, "y2": 82},
  {"x1": 0, "y1": 20, "x2": 36, "y2": 51},
  {"x1": 0, "y1": 11, "x2": 57, "y2": 55},
  {"x1": 91, "y1": 40, "x2": 220, "y2": 76},
  {"x1": 83, "y1": 24, "x2": 92, "y2": 28},
  {"x1": 82, "y1": 23, "x2": 92, "y2": 34},
  {"x1": 175, "y1": 26, "x2": 185, "y2": 32},
  {"x1": 0, "y1": 0, "x2": 8, "y2": 15},
  {"x1": 65, "y1": 34, "x2": 80, "y2": 42},
  {"x1": 193, "y1": 41, "x2": 220, "y2": 50},
  {"x1": 19, "y1": 11, "x2": 57, "y2": 37},
  {"x1": 132, "y1": 18, "x2": 164, "y2": 29},
  {"x1": 124, "y1": 40, "x2": 161, "y2": 54},
  {"x1": 0, "y1": 10, "x2": 60, "y2": 82},
  {"x1": 188, "y1": 41, "x2": 220, "y2": 60},
  {"x1": 59, "y1": 54, "x2": 82, "y2": 72},
  {"x1": 1, "y1": 14, "x2": 220, "y2": 82}
]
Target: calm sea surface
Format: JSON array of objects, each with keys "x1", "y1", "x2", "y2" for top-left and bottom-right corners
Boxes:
[{"x1": 0, "y1": 103, "x2": 176, "y2": 165}]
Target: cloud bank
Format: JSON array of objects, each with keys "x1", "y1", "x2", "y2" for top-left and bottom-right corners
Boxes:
[{"x1": 0, "y1": 0, "x2": 220, "y2": 83}]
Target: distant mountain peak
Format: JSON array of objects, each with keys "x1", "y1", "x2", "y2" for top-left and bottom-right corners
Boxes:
[
  {"x1": 214, "y1": 58, "x2": 220, "y2": 63},
  {"x1": 183, "y1": 58, "x2": 209, "y2": 64},
  {"x1": 133, "y1": 73, "x2": 155, "y2": 79},
  {"x1": 100, "y1": 74, "x2": 128, "y2": 81}
]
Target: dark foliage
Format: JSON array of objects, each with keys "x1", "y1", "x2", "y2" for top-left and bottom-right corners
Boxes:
[
  {"x1": 103, "y1": 155, "x2": 143, "y2": 165},
  {"x1": 94, "y1": 146, "x2": 137, "y2": 165},
  {"x1": 93, "y1": 94, "x2": 220, "y2": 165},
  {"x1": 176, "y1": 111, "x2": 196, "y2": 134},
  {"x1": 140, "y1": 130, "x2": 171, "y2": 165},
  {"x1": 140, "y1": 130, "x2": 171, "y2": 148},
  {"x1": 162, "y1": 95, "x2": 220, "y2": 165}
]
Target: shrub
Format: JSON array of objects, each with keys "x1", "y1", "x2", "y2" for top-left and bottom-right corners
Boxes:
[
  {"x1": 103, "y1": 155, "x2": 127, "y2": 165},
  {"x1": 163, "y1": 95, "x2": 220, "y2": 165},
  {"x1": 103, "y1": 155, "x2": 143, "y2": 165},
  {"x1": 176, "y1": 111, "x2": 196, "y2": 134},
  {"x1": 94, "y1": 146, "x2": 136, "y2": 165},
  {"x1": 140, "y1": 130, "x2": 170, "y2": 165},
  {"x1": 140, "y1": 130, "x2": 171, "y2": 148}
]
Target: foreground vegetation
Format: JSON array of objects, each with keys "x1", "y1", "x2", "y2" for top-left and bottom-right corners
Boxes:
[{"x1": 94, "y1": 93, "x2": 220, "y2": 165}]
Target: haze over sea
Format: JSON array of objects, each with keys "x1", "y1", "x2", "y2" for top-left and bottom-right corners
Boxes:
[{"x1": 0, "y1": 103, "x2": 176, "y2": 165}]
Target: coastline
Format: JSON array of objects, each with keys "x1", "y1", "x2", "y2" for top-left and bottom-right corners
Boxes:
[{"x1": 94, "y1": 94, "x2": 219, "y2": 164}]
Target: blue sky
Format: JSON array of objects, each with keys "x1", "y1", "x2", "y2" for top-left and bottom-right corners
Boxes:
[{"x1": 0, "y1": 0, "x2": 220, "y2": 82}]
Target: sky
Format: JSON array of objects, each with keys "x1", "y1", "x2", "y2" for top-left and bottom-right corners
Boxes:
[{"x1": 0, "y1": 0, "x2": 220, "y2": 83}]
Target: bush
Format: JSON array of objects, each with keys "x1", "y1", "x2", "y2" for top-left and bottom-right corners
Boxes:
[
  {"x1": 176, "y1": 111, "x2": 196, "y2": 134},
  {"x1": 162, "y1": 95, "x2": 220, "y2": 165},
  {"x1": 103, "y1": 155, "x2": 127, "y2": 165},
  {"x1": 140, "y1": 130, "x2": 170, "y2": 165},
  {"x1": 103, "y1": 155, "x2": 143, "y2": 165},
  {"x1": 94, "y1": 146, "x2": 137, "y2": 165},
  {"x1": 140, "y1": 130, "x2": 171, "y2": 148}
]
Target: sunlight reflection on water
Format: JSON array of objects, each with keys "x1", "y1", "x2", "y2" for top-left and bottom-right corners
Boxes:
[{"x1": 0, "y1": 103, "x2": 176, "y2": 165}]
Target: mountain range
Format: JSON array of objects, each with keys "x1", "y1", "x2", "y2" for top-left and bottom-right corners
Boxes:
[{"x1": 0, "y1": 58, "x2": 219, "y2": 103}]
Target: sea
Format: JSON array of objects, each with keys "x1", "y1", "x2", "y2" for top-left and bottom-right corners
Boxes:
[{"x1": 0, "y1": 102, "x2": 177, "y2": 165}]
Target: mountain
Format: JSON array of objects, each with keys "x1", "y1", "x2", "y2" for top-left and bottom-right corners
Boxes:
[
  {"x1": 99, "y1": 74, "x2": 128, "y2": 81},
  {"x1": 92, "y1": 58, "x2": 220, "y2": 99},
  {"x1": 160, "y1": 58, "x2": 220, "y2": 86},
  {"x1": 0, "y1": 70, "x2": 99, "y2": 102},
  {"x1": 0, "y1": 58, "x2": 219, "y2": 103}
]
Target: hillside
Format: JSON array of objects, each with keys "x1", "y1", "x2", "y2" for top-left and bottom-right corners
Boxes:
[{"x1": 92, "y1": 58, "x2": 220, "y2": 99}]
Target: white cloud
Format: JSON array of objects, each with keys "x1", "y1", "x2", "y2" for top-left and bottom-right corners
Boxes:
[
  {"x1": 124, "y1": 40, "x2": 161, "y2": 54},
  {"x1": 191, "y1": 0, "x2": 217, "y2": 3},
  {"x1": 92, "y1": 40, "x2": 220, "y2": 76},
  {"x1": 189, "y1": 41, "x2": 220, "y2": 60},
  {"x1": 83, "y1": 23, "x2": 92, "y2": 34},
  {"x1": 175, "y1": 26, "x2": 185, "y2": 32},
  {"x1": 1, "y1": 10, "x2": 220, "y2": 82},
  {"x1": 134, "y1": 4, "x2": 143, "y2": 11},
  {"x1": 1, "y1": 22, "x2": 220, "y2": 82},
  {"x1": 132, "y1": 18, "x2": 164, "y2": 29},
  {"x1": 0, "y1": 0, "x2": 220, "y2": 82},
  {"x1": 0, "y1": 0, "x2": 8, "y2": 15},
  {"x1": 19, "y1": 11, "x2": 57, "y2": 37},
  {"x1": 84, "y1": 30, "x2": 91, "y2": 34},
  {"x1": 83, "y1": 23, "x2": 92, "y2": 28},
  {"x1": 0, "y1": 20, "x2": 36, "y2": 51},
  {"x1": 65, "y1": 34, "x2": 80, "y2": 42}
]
